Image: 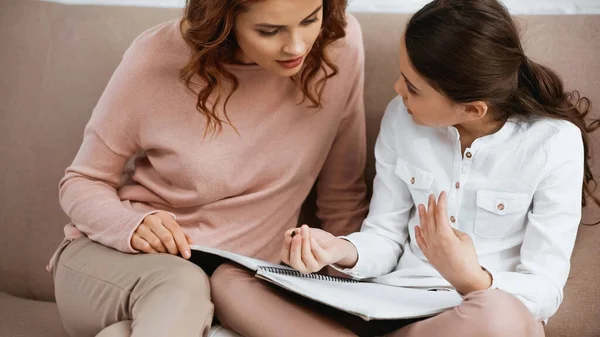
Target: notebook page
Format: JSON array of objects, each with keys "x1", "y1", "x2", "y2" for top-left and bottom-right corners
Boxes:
[
  {"x1": 256, "y1": 269, "x2": 463, "y2": 321},
  {"x1": 190, "y1": 244, "x2": 293, "y2": 271}
]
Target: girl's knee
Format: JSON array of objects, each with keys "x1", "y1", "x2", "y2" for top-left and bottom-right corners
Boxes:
[
  {"x1": 462, "y1": 290, "x2": 539, "y2": 337},
  {"x1": 212, "y1": 262, "x2": 253, "y2": 280},
  {"x1": 210, "y1": 263, "x2": 254, "y2": 300},
  {"x1": 209, "y1": 263, "x2": 259, "y2": 325}
]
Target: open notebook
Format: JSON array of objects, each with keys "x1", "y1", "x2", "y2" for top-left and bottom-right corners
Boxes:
[{"x1": 190, "y1": 245, "x2": 462, "y2": 321}]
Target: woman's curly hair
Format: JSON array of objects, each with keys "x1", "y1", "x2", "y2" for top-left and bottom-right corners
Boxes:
[{"x1": 180, "y1": 0, "x2": 348, "y2": 134}]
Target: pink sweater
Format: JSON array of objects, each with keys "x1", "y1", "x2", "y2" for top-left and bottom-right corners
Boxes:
[{"x1": 59, "y1": 15, "x2": 368, "y2": 262}]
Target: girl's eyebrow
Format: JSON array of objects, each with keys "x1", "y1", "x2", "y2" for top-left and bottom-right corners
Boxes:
[{"x1": 401, "y1": 72, "x2": 420, "y2": 92}]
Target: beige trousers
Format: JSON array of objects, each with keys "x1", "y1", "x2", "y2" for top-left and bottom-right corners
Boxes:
[
  {"x1": 210, "y1": 263, "x2": 546, "y2": 337},
  {"x1": 51, "y1": 237, "x2": 214, "y2": 337}
]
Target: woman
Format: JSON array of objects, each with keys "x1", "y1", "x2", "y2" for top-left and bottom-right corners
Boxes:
[
  {"x1": 48, "y1": 0, "x2": 368, "y2": 336},
  {"x1": 211, "y1": 0, "x2": 600, "y2": 336}
]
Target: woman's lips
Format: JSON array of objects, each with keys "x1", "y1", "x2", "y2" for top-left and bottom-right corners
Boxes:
[{"x1": 277, "y1": 56, "x2": 304, "y2": 69}]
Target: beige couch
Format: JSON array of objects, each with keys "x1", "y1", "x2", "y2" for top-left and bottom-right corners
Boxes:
[{"x1": 1, "y1": 1, "x2": 599, "y2": 336}]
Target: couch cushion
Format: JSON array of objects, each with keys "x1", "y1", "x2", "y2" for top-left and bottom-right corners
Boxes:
[
  {"x1": 0, "y1": 292, "x2": 66, "y2": 337},
  {"x1": 544, "y1": 224, "x2": 600, "y2": 337}
]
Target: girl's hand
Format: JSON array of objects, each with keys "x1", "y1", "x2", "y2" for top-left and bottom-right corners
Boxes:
[
  {"x1": 280, "y1": 225, "x2": 358, "y2": 274},
  {"x1": 131, "y1": 211, "x2": 193, "y2": 259},
  {"x1": 415, "y1": 192, "x2": 492, "y2": 294}
]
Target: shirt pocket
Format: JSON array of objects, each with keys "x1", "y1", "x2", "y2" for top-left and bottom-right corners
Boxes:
[
  {"x1": 474, "y1": 190, "x2": 531, "y2": 239},
  {"x1": 394, "y1": 158, "x2": 435, "y2": 207}
]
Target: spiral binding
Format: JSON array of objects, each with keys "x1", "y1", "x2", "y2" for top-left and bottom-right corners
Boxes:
[{"x1": 259, "y1": 266, "x2": 363, "y2": 283}]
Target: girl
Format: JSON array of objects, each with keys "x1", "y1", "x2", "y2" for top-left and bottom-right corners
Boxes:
[
  {"x1": 48, "y1": 0, "x2": 368, "y2": 336},
  {"x1": 210, "y1": 0, "x2": 600, "y2": 336}
]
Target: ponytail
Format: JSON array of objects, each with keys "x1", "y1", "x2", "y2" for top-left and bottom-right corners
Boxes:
[{"x1": 515, "y1": 57, "x2": 600, "y2": 221}]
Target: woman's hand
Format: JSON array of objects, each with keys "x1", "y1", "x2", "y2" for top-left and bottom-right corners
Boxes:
[
  {"x1": 415, "y1": 192, "x2": 492, "y2": 294},
  {"x1": 131, "y1": 211, "x2": 193, "y2": 259},
  {"x1": 280, "y1": 225, "x2": 358, "y2": 274}
]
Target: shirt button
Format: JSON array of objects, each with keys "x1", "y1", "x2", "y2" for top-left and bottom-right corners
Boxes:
[
  {"x1": 450, "y1": 216, "x2": 456, "y2": 223},
  {"x1": 455, "y1": 182, "x2": 460, "y2": 189},
  {"x1": 465, "y1": 152, "x2": 472, "y2": 159},
  {"x1": 410, "y1": 177, "x2": 415, "y2": 184},
  {"x1": 497, "y1": 203, "x2": 505, "y2": 211}
]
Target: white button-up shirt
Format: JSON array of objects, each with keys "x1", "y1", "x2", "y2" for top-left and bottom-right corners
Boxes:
[{"x1": 341, "y1": 96, "x2": 584, "y2": 322}]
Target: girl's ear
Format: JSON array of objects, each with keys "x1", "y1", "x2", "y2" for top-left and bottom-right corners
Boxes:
[{"x1": 462, "y1": 101, "x2": 489, "y2": 120}]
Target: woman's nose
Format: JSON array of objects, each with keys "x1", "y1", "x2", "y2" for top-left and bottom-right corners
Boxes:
[{"x1": 282, "y1": 32, "x2": 306, "y2": 56}]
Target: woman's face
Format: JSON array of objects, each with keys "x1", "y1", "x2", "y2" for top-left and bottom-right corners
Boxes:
[{"x1": 233, "y1": 0, "x2": 323, "y2": 77}]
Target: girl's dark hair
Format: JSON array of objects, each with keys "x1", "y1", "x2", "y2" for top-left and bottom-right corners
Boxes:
[
  {"x1": 180, "y1": 0, "x2": 348, "y2": 135},
  {"x1": 405, "y1": 0, "x2": 600, "y2": 221}
]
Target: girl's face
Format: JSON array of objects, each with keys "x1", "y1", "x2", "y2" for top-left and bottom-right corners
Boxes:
[
  {"x1": 234, "y1": 0, "x2": 323, "y2": 77},
  {"x1": 394, "y1": 34, "x2": 487, "y2": 128}
]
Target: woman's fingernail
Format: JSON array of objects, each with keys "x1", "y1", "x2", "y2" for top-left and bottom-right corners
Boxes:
[
  {"x1": 291, "y1": 230, "x2": 296, "y2": 238},
  {"x1": 184, "y1": 250, "x2": 191, "y2": 259}
]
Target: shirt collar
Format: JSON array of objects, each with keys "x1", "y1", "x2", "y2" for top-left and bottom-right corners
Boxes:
[{"x1": 446, "y1": 117, "x2": 522, "y2": 150}]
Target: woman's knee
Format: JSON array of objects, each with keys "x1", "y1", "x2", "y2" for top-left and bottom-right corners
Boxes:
[
  {"x1": 461, "y1": 290, "x2": 539, "y2": 337},
  {"x1": 94, "y1": 320, "x2": 132, "y2": 337},
  {"x1": 140, "y1": 255, "x2": 211, "y2": 301}
]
